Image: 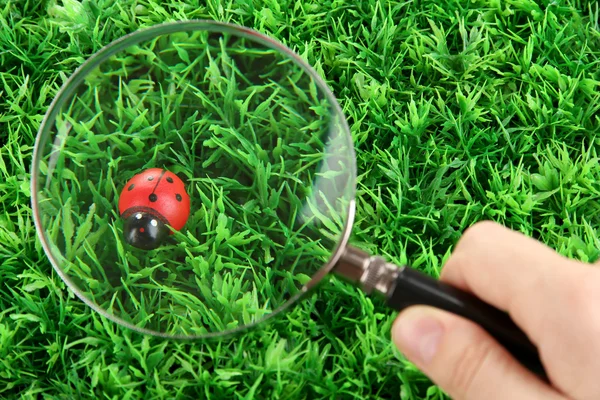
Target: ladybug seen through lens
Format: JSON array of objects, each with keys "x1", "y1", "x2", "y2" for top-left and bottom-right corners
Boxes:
[{"x1": 118, "y1": 168, "x2": 190, "y2": 250}]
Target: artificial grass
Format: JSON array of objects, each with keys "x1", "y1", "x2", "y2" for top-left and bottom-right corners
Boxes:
[{"x1": 1, "y1": 0, "x2": 600, "y2": 399}]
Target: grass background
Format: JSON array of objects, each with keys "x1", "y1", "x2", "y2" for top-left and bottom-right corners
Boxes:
[{"x1": 1, "y1": 0, "x2": 600, "y2": 398}]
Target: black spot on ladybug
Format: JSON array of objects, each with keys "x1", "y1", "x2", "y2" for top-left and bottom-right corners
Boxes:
[
  {"x1": 128, "y1": 184, "x2": 135, "y2": 191},
  {"x1": 166, "y1": 177, "x2": 174, "y2": 183},
  {"x1": 176, "y1": 194, "x2": 182, "y2": 202},
  {"x1": 148, "y1": 176, "x2": 154, "y2": 181},
  {"x1": 149, "y1": 194, "x2": 158, "y2": 202}
]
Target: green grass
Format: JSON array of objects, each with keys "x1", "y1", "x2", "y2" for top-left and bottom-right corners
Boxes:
[{"x1": 1, "y1": 0, "x2": 600, "y2": 399}]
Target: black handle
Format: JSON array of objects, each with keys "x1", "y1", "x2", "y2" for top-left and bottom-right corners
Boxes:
[{"x1": 387, "y1": 266, "x2": 547, "y2": 380}]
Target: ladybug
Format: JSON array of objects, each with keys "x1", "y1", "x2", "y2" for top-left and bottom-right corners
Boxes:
[{"x1": 118, "y1": 168, "x2": 190, "y2": 250}]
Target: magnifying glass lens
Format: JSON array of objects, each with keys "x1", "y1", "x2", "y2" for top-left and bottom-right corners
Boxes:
[{"x1": 33, "y1": 25, "x2": 355, "y2": 338}]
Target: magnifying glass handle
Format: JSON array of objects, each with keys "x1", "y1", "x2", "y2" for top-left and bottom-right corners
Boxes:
[
  {"x1": 333, "y1": 246, "x2": 548, "y2": 381},
  {"x1": 387, "y1": 266, "x2": 547, "y2": 380}
]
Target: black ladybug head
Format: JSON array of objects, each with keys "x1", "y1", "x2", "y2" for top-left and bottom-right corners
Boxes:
[{"x1": 123, "y1": 210, "x2": 169, "y2": 250}]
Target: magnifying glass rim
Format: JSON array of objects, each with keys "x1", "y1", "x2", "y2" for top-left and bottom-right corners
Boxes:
[{"x1": 30, "y1": 19, "x2": 357, "y2": 339}]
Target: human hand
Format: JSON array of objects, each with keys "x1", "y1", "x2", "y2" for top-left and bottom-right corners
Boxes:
[{"x1": 391, "y1": 221, "x2": 600, "y2": 400}]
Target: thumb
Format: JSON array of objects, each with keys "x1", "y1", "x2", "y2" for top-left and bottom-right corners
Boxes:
[{"x1": 392, "y1": 306, "x2": 564, "y2": 400}]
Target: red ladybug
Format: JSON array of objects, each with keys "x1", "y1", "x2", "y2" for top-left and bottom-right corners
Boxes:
[{"x1": 118, "y1": 168, "x2": 190, "y2": 250}]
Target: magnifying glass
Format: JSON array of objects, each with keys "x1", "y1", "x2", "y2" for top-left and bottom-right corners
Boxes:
[{"x1": 31, "y1": 21, "x2": 546, "y2": 379}]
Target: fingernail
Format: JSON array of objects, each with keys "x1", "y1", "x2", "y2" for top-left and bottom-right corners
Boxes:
[{"x1": 392, "y1": 310, "x2": 444, "y2": 365}]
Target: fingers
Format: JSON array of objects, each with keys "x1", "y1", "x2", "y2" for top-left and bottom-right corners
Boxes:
[
  {"x1": 392, "y1": 306, "x2": 566, "y2": 400},
  {"x1": 439, "y1": 221, "x2": 600, "y2": 400},
  {"x1": 439, "y1": 221, "x2": 588, "y2": 342}
]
